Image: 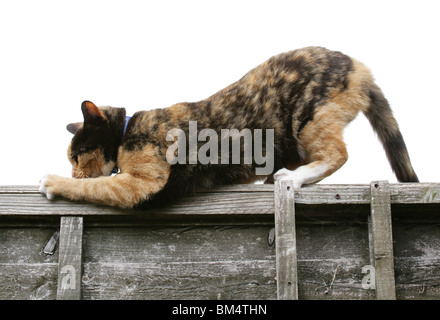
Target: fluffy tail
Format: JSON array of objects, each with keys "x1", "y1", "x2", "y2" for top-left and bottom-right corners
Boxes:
[{"x1": 363, "y1": 84, "x2": 419, "y2": 182}]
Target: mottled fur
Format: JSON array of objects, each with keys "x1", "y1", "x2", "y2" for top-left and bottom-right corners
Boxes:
[{"x1": 40, "y1": 47, "x2": 419, "y2": 208}]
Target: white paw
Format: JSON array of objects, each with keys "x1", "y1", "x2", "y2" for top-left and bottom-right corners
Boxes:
[
  {"x1": 274, "y1": 164, "x2": 330, "y2": 189},
  {"x1": 39, "y1": 174, "x2": 55, "y2": 200},
  {"x1": 273, "y1": 168, "x2": 303, "y2": 188}
]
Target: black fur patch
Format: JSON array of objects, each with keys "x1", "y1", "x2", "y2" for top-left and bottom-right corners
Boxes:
[
  {"x1": 366, "y1": 85, "x2": 419, "y2": 182},
  {"x1": 297, "y1": 51, "x2": 353, "y2": 135},
  {"x1": 70, "y1": 107, "x2": 126, "y2": 162}
]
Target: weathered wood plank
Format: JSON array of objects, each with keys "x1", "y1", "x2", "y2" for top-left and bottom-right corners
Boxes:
[
  {"x1": 393, "y1": 223, "x2": 440, "y2": 300},
  {"x1": 80, "y1": 223, "x2": 374, "y2": 300},
  {"x1": 0, "y1": 185, "x2": 40, "y2": 194},
  {"x1": 274, "y1": 181, "x2": 298, "y2": 300},
  {"x1": 369, "y1": 181, "x2": 396, "y2": 300},
  {"x1": 0, "y1": 190, "x2": 275, "y2": 216},
  {"x1": 82, "y1": 261, "x2": 275, "y2": 300},
  {"x1": 82, "y1": 226, "x2": 277, "y2": 300},
  {"x1": 1, "y1": 214, "x2": 439, "y2": 300},
  {"x1": 0, "y1": 228, "x2": 58, "y2": 263},
  {"x1": 0, "y1": 227, "x2": 59, "y2": 299},
  {"x1": 57, "y1": 217, "x2": 83, "y2": 300},
  {"x1": 0, "y1": 263, "x2": 57, "y2": 299},
  {"x1": 80, "y1": 224, "x2": 372, "y2": 300},
  {"x1": 0, "y1": 228, "x2": 58, "y2": 300},
  {"x1": 296, "y1": 222, "x2": 372, "y2": 300},
  {"x1": 1, "y1": 183, "x2": 439, "y2": 217}
]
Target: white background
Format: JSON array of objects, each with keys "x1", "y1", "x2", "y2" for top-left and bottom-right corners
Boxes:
[{"x1": 0, "y1": 0, "x2": 439, "y2": 185}]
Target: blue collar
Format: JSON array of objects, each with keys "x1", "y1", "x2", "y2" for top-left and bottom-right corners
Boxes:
[
  {"x1": 112, "y1": 116, "x2": 131, "y2": 174},
  {"x1": 123, "y1": 116, "x2": 131, "y2": 135}
]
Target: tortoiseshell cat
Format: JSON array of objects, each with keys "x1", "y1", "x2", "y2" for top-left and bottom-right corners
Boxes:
[{"x1": 40, "y1": 47, "x2": 419, "y2": 208}]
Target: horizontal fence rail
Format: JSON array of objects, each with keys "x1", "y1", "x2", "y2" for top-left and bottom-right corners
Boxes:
[{"x1": 1, "y1": 183, "x2": 438, "y2": 216}]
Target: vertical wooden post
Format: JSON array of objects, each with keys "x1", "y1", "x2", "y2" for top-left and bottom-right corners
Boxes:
[
  {"x1": 57, "y1": 216, "x2": 84, "y2": 300},
  {"x1": 274, "y1": 180, "x2": 298, "y2": 300},
  {"x1": 369, "y1": 181, "x2": 396, "y2": 300}
]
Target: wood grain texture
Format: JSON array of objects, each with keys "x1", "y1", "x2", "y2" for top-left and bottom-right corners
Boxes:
[
  {"x1": 1, "y1": 183, "x2": 439, "y2": 216},
  {"x1": 0, "y1": 227, "x2": 58, "y2": 299},
  {"x1": 274, "y1": 181, "x2": 298, "y2": 300},
  {"x1": 1, "y1": 218, "x2": 440, "y2": 299},
  {"x1": 369, "y1": 181, "x2": 396, "y2": 300},
  {"x1": 81, "y1": 226, "x2": 277, "y2": 300},
  {"x1": 57, "y1": 217, "x2": 83, "y2": 300},
  {"x1": 393, "y1": 223, "x2": 440, "y2": 300}
]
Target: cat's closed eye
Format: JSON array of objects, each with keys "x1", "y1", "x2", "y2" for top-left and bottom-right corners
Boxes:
[{"x1": 70, "y1": 153, "x2": 78, "y2": 163}]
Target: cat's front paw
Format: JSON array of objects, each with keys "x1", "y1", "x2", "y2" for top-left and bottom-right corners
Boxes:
[{"x1": 39, "y1": 174, "x2": 57, "y2": 200}]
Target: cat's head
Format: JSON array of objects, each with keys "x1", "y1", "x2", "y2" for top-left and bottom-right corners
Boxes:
[{"x1": 67, "y1": 101, "x2": 126, "y2": 179}]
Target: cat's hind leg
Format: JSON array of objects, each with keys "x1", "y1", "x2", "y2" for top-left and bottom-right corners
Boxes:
[{"x1": 274, "y1": 101, "x2": 357, "y2": 188}]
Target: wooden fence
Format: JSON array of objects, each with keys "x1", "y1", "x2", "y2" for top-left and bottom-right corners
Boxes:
[{"x1": 0, "y1": 181, "x2": 439, "y2": 300}]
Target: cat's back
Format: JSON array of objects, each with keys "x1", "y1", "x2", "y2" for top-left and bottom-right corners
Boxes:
[
  {"x1": 206, "y1": 47, "x2": 356, "y2": 126},
  {"x1": 262, "y1": 46, "x2": 354, "y2": 86}
]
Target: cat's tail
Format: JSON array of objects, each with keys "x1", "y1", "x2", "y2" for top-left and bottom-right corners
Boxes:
[{"x1": 363, "y1": 83, "x2": 419, "y2": 182}]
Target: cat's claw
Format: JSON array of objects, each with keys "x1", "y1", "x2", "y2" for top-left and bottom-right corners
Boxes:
[{"x1": 39, "y1": 174, "x2": 55, "y2": 200}]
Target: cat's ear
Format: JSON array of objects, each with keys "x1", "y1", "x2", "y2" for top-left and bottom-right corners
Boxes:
[
  {"x1": 67, "y1": 122, "x2": 82, "y2": 135},
  {"x1": 81, "y1": 100, "x2": 106, "y2": 124}
]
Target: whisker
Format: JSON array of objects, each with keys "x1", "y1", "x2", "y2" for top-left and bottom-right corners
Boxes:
[{"x1": 72, "y1": 168, "x2": 89, "y2": 179}]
